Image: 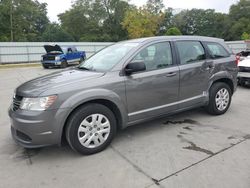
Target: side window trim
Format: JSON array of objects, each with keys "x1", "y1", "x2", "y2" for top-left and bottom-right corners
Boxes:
[{"x1": 174, "y1": 40, "x2": 207, "y2": 65}]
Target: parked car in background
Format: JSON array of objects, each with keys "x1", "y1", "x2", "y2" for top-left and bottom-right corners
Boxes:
[
  {"x1": 236, "y1": 50, "x2": 250, "y2": 61},
  {"x1": 41, "y1": 45, "x2": 86, "y2": 68},
  {"x1": 9, "y1": 36, "x2": 238, "y2": 155},
  {"x1": 237, "y1": 51, "x2": 250, "y2": 86}
]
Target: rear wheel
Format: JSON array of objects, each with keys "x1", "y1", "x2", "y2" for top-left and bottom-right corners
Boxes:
[
  {"x1": 66, "y1": 103, "x2": 117, "y2": 155},
  {"x1": 205, "y1": 82, "x2": 232, "y2": 115},
  {"x1": 79, "y1": 56, "x2": 85, "y2": 64}
]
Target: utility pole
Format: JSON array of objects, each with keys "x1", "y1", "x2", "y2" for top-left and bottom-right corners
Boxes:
[{"x1": 10, "y1": 0, "x2": 13, "y2": 42}]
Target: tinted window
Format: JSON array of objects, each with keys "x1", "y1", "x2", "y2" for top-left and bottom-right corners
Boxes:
[
  {"x1": 206, "y1": 42, "x2": 229, "y2": 59},
  {"x1": 176, "y1": 41, "x2": 206, "y2": 64},
  {"x1": 132, "y1": 42, "x2": 173, "y2": 71}
]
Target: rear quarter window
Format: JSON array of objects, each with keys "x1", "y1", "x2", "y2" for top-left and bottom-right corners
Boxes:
[{"x1": 206, "y1": 42, "x2": 230, "y2": 59}]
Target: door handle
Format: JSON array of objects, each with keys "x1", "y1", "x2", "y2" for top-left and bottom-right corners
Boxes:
[{"x1": 165, "y1": 72, "x2": 177, "y2": 77}]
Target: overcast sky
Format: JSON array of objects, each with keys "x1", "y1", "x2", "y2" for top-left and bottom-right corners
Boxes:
[{"x1": 38, "y1": 0, "x2": 238, "y2": 22}]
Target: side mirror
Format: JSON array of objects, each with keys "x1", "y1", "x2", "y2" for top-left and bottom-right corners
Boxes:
[{"x1": 125, "y1": 61, "x2": 146, "y2": 75}]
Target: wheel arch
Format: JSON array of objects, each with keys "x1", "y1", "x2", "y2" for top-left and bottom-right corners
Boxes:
[
  {"x1": 212, "y1": 78, "x2": 234, "y2": 93},
  {"x1": 209, "y1": 72, "x2": 236, "y2": 94},
  {"x1": 60, "y1": 98, "x2": 127, "y2": 145}
]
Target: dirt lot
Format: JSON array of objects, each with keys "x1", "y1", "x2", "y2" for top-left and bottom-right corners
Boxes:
[{"x1": 0, "y1": 67, "x2": 250, "y2": 188}]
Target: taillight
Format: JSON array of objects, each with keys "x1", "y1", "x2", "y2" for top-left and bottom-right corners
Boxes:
[{"x1": 236, "y1": 55, "x2": 240, "y2": 65}]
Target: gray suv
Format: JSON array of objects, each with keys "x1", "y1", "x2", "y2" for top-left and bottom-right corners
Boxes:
[{"x1": 9, "y1": 36, "x2": 238, "y2": 155}]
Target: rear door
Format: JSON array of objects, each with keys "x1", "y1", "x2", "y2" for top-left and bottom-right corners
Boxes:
[
  {"x1": 125, "y1": 41, "x2": 180, "y2": 122},
  {"x1": 175, "y1": 40, "x2": 211, "y2": 108}
]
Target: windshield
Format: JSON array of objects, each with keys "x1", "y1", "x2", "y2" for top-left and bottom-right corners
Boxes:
[
  {"x1": 61, "y1": 47, "x2": 67, "y2": 54},
  {"x1": 78, "y1": 42, "x2": 139, "y2": 71}
]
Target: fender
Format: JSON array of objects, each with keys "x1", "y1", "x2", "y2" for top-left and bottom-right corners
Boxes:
[
  {"x1": 56, "y1": 88, "x2": 128, "y2": 143},
  {"x1": 208, "y1": 70, "x2": 235, "y2": 92}
]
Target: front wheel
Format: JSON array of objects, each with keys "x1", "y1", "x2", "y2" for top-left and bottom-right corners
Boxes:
[
  {"x1": 205, "y1": 82, "x2": 232, "y2": 115},
  {"x1": 61, "y1": 60, "x2": 68, "y2": 68},
  {"x1": 42, "y1": 64, "x2": 49, "y2": 69},
  {"x1": 66, "y1": 104, "x2": 117, "y2": 155}
]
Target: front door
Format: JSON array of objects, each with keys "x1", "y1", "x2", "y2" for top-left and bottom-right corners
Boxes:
[
  {"x1": 125, "y1": 42, "x2": 180, "y2": 122},
  {"x1": 66, "y1": 47, "x2": 74, "y2": 63}
]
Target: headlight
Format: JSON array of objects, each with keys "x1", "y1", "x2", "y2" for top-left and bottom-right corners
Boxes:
[
  {"x1": 20, "y1": 95, "x2": 57, "y2": 111},
  {"x1": 55, "y1": 56, "x2": 60, "y2": 61}
]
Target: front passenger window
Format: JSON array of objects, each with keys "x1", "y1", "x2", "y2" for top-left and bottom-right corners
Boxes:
[{"x1": 176, "y1": 41, "x2": 206, "y2": 64}]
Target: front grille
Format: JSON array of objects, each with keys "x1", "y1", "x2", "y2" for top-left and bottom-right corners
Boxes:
[
  {"x1": 239, "y1": 66, "x2": 250, "y2": 72},
  {"x1": 13, "y1": 95, "x2": 23, "y2": 111},
  {"x1": 43, "y1": 63, "x2": 56, "y2": 66},
  {"x1": 43, "y1": 56, "x2": 55, "y2": 61}
]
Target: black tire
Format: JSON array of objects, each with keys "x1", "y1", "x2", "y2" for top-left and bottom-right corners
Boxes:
[
  {"x1": 79, "y1": 56, "x2": 85, "y2": 64},
  {"x1": 205, "y1": 82, "x2": 232, "y2": 115},
  {"x1": 237, "y1": 78, "x2": 243, "y2": 86},
  {"x1": 61, "y1": 60, "x2": 68, "y2": 68},
  {"x1": 66, "y1": 103, "x2": 117, "y2": 155},
  {"x1": 42, "y1": 64, "x2": 49, "y2": 69},
  {"x1": 238, "y1": 78, "x2": 246, "y2": 87}
]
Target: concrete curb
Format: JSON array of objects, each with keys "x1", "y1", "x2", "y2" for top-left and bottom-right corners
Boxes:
[{"x1": 0, "y1": 63, "x2": 41, "y2": 69}]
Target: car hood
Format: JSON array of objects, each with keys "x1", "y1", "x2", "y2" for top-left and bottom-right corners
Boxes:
[
  {"x1": 16, "y1": 68, "x2": 104, "y2": 97},
  {"x1": 44, "y1": 45, "x2": 63, "y2": 53}
]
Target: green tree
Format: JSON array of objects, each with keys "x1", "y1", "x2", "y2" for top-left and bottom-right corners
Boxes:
[
  {"x1": 146, "y1": 0, "x2": 164, "y2": 14},
  {"x1": 158, "y1": 8, "x2": 174, "y2": 35},
  {"x1": 0, "y1": 0, "x2": 49, "y2": 41},
  {"x1": 229, "y1": 0, "x2": 250, "y2": 21},
  {"x1": 227, "y1": 0, "x2": 250, "y2": 40},
  {"x1": 122, "y1": 7, "x2": 164, "y2": 39},
  {"x1": 173, "y1": 9, "x2": 229, "y2": 38},
  {"x1": 165, "y1": 27, "x2": 182, "y2": 35},
  {"x1": 42, "y1": 23, "x2": 74, "y2": 42},
  {"x1": 101, "y1": 0, "x2": 132, "y2": 41},
  {"x1": 59, "y1": 0, "x2": 131, "y2": 42},
  {"x1": 59, "y1": 1, "x2": 102, "y2": 42},
  {"x1": 241, "y1": 32, "x2": 250, "y2": 40}
]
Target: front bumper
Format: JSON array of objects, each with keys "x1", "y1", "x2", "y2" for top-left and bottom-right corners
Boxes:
[
  {"x1": 9, "y1": 106, "x2": 69, "y2": 148},
  {"x1": 41, "y1": 60, "x2": 62, "y2": 67},
  {"x1": 238, "y1": 72, "x2": 250, "y2": 79},
  {"x1": 238, "y1": 72, "x2": 250, "y2": 85}
]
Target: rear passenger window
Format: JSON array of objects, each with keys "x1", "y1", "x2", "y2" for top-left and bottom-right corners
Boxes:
[
  {"x1": 206, "y1": 42, "x2": 229, "y2": 59},
  {"x1": 176, "y1": 41, "x2": 206, "y2": 64}
]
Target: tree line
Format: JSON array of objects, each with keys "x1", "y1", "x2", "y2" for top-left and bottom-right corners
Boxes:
[{"x1": 0, "y1": 0, "x2": 250, "y2": 42}]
